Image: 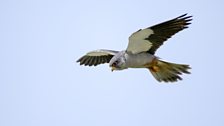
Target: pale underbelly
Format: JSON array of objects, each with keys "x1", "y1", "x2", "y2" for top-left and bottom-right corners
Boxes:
[{"x1": 125, "y1": 53, "x2": 156, "y2": 68}]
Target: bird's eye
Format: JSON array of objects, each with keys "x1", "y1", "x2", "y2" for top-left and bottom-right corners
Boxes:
[{"x1": 112, "y1": 61, "x2": 118, "y2": 66}]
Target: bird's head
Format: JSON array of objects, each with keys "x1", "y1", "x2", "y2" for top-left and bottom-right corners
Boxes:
[{"x1": 109, "y1": 51, "x2": 127, "y2": 72}]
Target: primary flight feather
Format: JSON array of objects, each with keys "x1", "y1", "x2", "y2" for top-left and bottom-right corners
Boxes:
[{"x1": 77, "y1": 14, "x2": 192, "y2": 83}]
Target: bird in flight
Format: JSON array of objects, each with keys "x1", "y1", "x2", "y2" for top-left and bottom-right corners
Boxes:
[{"x1": 77, "y1": 14, "x2": 192, "y2": 82}]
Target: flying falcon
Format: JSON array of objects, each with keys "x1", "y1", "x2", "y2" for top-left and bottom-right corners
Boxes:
[{"x1": 77, "y1": 14, "x2": 192, "y2": 82}]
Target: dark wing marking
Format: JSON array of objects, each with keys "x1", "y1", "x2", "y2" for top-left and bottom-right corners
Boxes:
[
  {"x1": 77, "y1": 55, "x2": 114, "y2": 66},
  {"x1": 77, "y1": 50, "x2": 118, "y2": 66},
  {"x1": 146, "y1": 14, "x2": 192, "y2": 54}
]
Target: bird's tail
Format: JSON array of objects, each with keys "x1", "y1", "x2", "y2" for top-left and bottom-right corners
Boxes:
[{"x1": 148, "y1": 59, "x2": 191, "y2": 82}]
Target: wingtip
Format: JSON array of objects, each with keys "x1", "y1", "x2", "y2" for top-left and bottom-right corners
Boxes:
[
  {"x1": 176, "y1": 13, "x2": 193, "y2": 27},
  {"x1": 76, "y1": 56, "x2": 84, "y2": 63},
  {"x1": 178, "y1": 13, "x2": 188, "y2": 18},
  {"x1": 76, "y1": 58, "x2": 80, "y2": 63},
  {"x1": 177, "y1": 13, "x2": 193, "y2": 20}
]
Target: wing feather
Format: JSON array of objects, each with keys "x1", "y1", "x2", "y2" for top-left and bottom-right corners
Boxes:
[
  {"x1": 77, "y1": 49, "x2": 118, "y2": 66},
  {"x1": 126, "y1": 14, "x2": 192, "y2": 54}
]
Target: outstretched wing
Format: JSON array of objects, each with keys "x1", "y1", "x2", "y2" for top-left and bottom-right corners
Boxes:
[
  {"x1": 126, "y1": 14, "x2": 192, "y2": 54},
  {"x1": 77, "y1": 49, "x2": 118, "y2": 66}
]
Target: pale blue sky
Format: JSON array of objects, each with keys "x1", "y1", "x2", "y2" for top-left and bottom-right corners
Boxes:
[{"x1": 0, "y1": 0, "x2": 224, "y2": 126}]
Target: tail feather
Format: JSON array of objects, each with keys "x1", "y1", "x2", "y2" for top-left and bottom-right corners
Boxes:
[{"x1": 148, "y1": 59, "x2": 191, "y2": 82}]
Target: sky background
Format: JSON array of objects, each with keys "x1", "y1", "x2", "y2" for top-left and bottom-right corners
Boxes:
[{"x1": 0, "y1": 0, "x2": 224, "y2": 126}]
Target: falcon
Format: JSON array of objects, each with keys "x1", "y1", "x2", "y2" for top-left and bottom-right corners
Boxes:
[{"x1": 77, "y1": 14, "x2": 192, "y2": 82}]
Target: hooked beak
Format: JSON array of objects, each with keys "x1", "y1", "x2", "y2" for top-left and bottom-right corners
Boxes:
[{"x1": 111, "y1": 66, "x2": 116, "y2": 72}]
